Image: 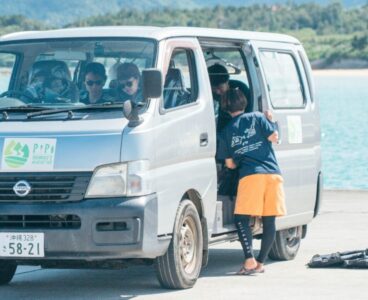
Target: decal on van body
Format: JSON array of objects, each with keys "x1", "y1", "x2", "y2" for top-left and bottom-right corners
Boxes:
[
  {"x1": 1, "y1": 138, "x2": 57, "y2": 171},
  {"x1": 287, "y1": 116, "x2": 303, "y2": 144}
]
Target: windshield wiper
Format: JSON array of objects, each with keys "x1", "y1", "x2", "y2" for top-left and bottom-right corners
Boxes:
[
  {"x1": 26, "y1": 102, "x2": 125, "y2": 119},
  {"x1": 0, "y1": 105, "x2": 48, "y2": 120},
  {"x1": 0, "y1": 105, "x2": 47, "y2": 111}
]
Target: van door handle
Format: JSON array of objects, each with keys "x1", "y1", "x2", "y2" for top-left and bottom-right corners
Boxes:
[{"x1": 200, "y1": 133, "x2": 208, "y2": 147}]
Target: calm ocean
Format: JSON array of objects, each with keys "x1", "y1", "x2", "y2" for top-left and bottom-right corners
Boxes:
[
  {"x1": 315, "y1": 71, "x2": 368, "y2": 190},
  {"x1": 0, "y1": 70, "x2": 367, "y2": 190}
]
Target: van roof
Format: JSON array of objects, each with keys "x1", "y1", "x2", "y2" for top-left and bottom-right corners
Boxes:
[{"x1": 0, "y1": 26, "x2": 300, "y2": 44}]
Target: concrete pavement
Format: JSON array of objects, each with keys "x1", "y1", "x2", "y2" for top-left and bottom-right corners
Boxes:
[{"x1": 1, "y1": 190, "x2": 367, "y2": 300}]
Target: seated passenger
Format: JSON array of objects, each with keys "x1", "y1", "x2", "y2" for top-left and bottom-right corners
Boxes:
[
  {"x1": 25, "y1": 60, "x2": 79, "y2": 103},
  {"x1": 80, "y1": 62, "x2": 114, "y2": 104},
  {"x1": 208, "y1": 64, "x2": 235, "y2": 131},
  {"x1": 208, "y1": 64, "x2": 251, "y2": 131},
  {"x1": 44, "y1": 76, "x2": 68, "y2": 102},
  {"x1": 23, "y1": 70, "x2": 48, "y2": 101},
  {"x1": 116, "y1": 62, "x2": 142, "y2": 104}
]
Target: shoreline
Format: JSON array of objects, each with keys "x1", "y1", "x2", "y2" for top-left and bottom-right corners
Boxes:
[
  {"x1": 323, "y1": 189, "x2": 368, "y2": 193},
  {"x1": 322, "y1": 188, "x2": 368, "y2": 193},
  {"x1": 312, "y1": 68, "x2": 368, "y2": 76}
]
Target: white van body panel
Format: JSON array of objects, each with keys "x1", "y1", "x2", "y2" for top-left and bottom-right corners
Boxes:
[
  {"x1": 250, "y1": 40, "x2": 321, "y2": 227},
  {"x1": 0, "y1": 26, "x2": 300, "y2": 44},
  {"x1": 143, "y1": 37, "x2": 217, "y2": 236},
  {"x1": 0, "y1": 27, "x2": 320, "y2": 267}
]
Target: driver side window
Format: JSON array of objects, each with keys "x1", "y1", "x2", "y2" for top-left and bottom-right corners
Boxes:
[{"x1": 163, "y1": 48, "x2": 198, "y2": 110}]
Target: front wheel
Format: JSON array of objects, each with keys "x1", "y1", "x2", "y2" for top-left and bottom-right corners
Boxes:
[
  {"x1": 155, "y1": 199, "x2": 203, "y2": 289},
  {"x1": 0, "y1": 261, "x2": 17, "y2": 285},
  {"x1": 268, "y1": 226, "x2": 302, "y2": 261}
]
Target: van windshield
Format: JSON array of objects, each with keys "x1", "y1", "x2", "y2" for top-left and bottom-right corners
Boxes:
[{"x1": 0, "y1": 38, "x2": 156, "y2": 112}]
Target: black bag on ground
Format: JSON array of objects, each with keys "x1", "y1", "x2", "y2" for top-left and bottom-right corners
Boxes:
[
  {"x1": 308, "y1": 249, "x2": 368, "y2": 268},
  {"x1": 307, "y1": 253, "x2": 343, "y2": 268},
  {"x1": 344, "y1": 257, "x2": 368, "y2": 268}
]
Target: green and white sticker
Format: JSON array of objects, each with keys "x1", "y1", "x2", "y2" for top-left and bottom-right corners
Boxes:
[
  {"x1": 1, "y1": 138, "x2": 56, "y2": 171},
  {"x1": 287, "y1": 116, "x2": 303, "y2": 144}
]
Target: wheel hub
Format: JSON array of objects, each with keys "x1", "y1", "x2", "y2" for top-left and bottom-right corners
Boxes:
[
  {"x1": 286, "y1": 227, "x2": 301, "y2": 248},
  {"x1": 179, "y1": 217, "x2": 197, "y2": 272}
]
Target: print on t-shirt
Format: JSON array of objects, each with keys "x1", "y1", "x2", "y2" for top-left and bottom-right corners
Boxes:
[{"x1": 217, "y1": 112, "x2": 281, "y2": 179}]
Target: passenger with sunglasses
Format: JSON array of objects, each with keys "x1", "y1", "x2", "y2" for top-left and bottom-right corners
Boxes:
[
  {"x1": 80, "y1": 62, "x2": 114, "y2": 104},
  {"x1": 116, "y1": 62, "x2": 142, "y2": 103}
]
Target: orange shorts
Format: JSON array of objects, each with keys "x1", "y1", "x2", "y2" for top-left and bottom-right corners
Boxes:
[{"x1": 234, "y1": 174, "x2": 286, "y2": 217}]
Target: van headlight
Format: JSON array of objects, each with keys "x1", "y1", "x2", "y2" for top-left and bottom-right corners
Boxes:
[{"x1": 85, "y1": 161, "x2": 152, "y2": 198}]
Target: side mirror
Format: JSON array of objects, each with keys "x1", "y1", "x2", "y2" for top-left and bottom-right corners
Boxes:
[{"x1": 142, "y1": 69, "x2": 162, "y2": 101}]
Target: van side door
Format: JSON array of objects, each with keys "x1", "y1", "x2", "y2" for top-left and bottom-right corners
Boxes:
[
  {"x1": 152, "y1": 38, "x2": 218, "y2": 237},
  {"x1": 249, "y1": 40, "x2": 319, "y2": 227}
]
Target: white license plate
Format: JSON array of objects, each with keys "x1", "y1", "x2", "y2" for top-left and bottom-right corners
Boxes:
[{"x1": 0, "y1": 232, "x2": 44, "y2": 258}]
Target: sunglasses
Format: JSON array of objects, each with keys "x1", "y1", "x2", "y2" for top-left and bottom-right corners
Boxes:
[
  {"x1": 86, "y1": 80, "x2": 103, "y2": 86},
  {"x1": 119, "y1": 80, "x2": 135, "y2": 89}
]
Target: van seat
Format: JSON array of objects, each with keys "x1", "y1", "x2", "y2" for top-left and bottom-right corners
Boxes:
[{"x1": 163, "y1": 68, "x2": 191, "y2": 109}]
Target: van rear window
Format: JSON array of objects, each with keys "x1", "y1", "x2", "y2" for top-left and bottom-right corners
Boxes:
[{"x1": 259, "y1": 51, "x2": 304, "y2": 109}]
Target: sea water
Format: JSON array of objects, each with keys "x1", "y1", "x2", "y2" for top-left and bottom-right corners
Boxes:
[
  {"x1": 0, "y1": 70, "x2": 367, "y2": 190},
  {"x1": 315, "y1": 71, "x2": 368, "y2": 190}
]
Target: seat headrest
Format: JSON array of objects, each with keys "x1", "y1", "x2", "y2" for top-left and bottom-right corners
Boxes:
[
  {"x1": 165, "y1": 68, "x2": 183, "y2": 87},
  {"x1": 29, "y1": 60, "x2": 72, "y2": 83}
]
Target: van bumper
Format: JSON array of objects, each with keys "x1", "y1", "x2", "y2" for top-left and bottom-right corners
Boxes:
[{"x1": 0, "y1": 194, "x2": 171, "y2": 261}]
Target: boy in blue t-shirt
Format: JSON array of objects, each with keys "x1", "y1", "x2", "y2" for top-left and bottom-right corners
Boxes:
[{"x1": 217, "y1": 88, "x2": 286, "y2": 275}]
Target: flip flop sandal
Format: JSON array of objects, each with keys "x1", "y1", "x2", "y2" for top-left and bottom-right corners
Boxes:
[
  {"x1": 254, "y1": 267, "x2": 265, "y2": 274},
  {"x1": 236, "y1": 266, "x2": 257, "y2": 275}
]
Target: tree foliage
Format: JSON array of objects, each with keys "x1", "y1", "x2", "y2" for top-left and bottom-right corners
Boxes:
[{"x1": 1, "y1": 3, "x2": 368, "y2": 64}]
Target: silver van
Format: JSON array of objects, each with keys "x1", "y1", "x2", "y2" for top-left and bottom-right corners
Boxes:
[{"x1": 0, "y1": 27, "x2": 322, "y2": 289}]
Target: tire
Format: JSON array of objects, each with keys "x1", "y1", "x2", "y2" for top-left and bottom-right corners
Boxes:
[
  {"x1": 268, "y1": 226, "x2": 302, "y2": 261},
  {"x1": 0, "y1": 261, "x2": 17, "y2": 285},
  {"x1": 155, "y1": 199, "x2": 203, "y2": 289}
]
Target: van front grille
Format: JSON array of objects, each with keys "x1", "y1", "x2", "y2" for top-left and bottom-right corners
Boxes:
[
  {"x1": 0, "y1": 215, "x2": 81, "y2": 229},
  {"x1": 0, "y1": 172, "x2": 92, "y2": 202}
]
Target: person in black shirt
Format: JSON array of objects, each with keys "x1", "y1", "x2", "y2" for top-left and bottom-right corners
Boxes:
[
  {"x1": 208, "y1": 64, "x2": 233, "y2": 131},
  {"x1": 116, "y1": 62, "x2": 142, "y2": 104},
  {"x1": 80, "y1": 62, "x2": 114, "y2": 104}
]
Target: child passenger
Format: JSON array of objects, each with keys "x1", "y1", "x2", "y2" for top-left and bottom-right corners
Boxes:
[{"x1": 217, "y1": 88, "x2": 286, "y2": 275}]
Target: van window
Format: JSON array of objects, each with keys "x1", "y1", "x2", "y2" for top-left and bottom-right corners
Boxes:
[
  {"x1": 204, "y1": 48, "x2": 251, "y2": 104},
  {"x1": 0, "y1": 53, "x2": 16, "y2": 94},
  {"x1": 259, "y1": 51, "x2": 304, "y2": 108},
  {"x1": 298, "y1": 50, "x2": 314, "y2": 103},
  {"x1": 163, "y1": 49, "x2": 197, "y2": 109},
  {"x1": 201, "y1": 45, "x2": 253, "y2": 134}
]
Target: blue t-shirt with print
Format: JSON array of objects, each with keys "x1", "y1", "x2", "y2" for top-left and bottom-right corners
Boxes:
[{"x1": 217, "y1": 112, "x2": 281, "y2": 179}]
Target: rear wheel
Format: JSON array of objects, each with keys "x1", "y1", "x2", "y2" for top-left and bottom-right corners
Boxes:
[
  {"x1": 155, "y1": 199, "x2": 203, "y2": 289},
  {"x1": 0, "y1": 261, "x2": 17, "y2": 285},
  {"x1": 268, "y1": 226, "x2": 302, "y2": 261}
]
